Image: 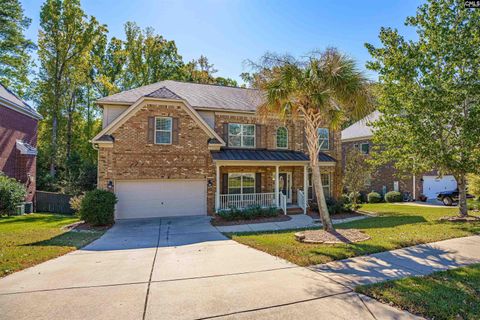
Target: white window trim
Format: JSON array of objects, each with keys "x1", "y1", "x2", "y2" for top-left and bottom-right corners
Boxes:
[
  {"x1": 155, "y1": 116, "x2": 173, "y2": 145},
  {"x1": 321, "y1": 173, "x2": 332, "y2": 197},
  {"x1": 360, "y1": 143, "x2": 369, "y2": 155},
  {"x1": 318, "y1": 128, "x2": 329, "y2": 150},
  {"x1": 227, "y1": 172, "x2": 256, "y2": 194},
  {"x1": 228, "y1": 123, "x2": 256, "y2": 148},
  {"x1": 307, "y1": 172, "x2": 332, "y2": 199},
  {"x1": 276, "y1": 126, "x2": 288, "y2": 149}
]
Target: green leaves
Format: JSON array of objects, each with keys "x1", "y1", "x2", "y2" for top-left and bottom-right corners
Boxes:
[{"x1": 0, "y1": 0, "x2": 35, "y2": 96}]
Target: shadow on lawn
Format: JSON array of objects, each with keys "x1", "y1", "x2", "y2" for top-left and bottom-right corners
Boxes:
[
  {"x1": 339, "y1": 215, "x2": 427, "y2": 229},
  {"x1": 0, "y1": 214, "x2": 74, "y2": 225},
  {"x1": 25, "y1": 231, "x2": 103, "y2": 249}
]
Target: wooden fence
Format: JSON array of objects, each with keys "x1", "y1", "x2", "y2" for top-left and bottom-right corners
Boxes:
[{"x1": 35, "y1": 191, "x2": 74, "y2": 214}]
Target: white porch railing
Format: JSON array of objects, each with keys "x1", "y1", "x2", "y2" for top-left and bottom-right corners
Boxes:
[
  {"x1": 297, "y1": 189, "x2": 307, "y2": 214},
  {"x1": 218, "y1": 193, "x2": 276, "y2": 211},
  {"x1": 279, "y1": 192, "x2": 287, "y2": 215}
]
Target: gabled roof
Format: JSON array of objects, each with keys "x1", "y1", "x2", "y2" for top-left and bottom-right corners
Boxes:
[
  {"x1": 341, "y1": 111, "x2": 381, "y2": 141},
  {"x1": 0, "y1": 83, "x2": 42, "y2": 120},
  {"x1": 92, "y1": 93, "x2": 225, "y2": 145},
  {"x1": 97, "y1": 80, "x2": 264, "y2": 112}
]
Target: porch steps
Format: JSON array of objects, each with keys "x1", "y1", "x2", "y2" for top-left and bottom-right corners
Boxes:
[{"x1": 286, "y1": 206, "x2": 304, "y2": 215}]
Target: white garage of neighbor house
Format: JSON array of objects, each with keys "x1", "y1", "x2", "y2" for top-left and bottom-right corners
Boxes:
[
  {"x1": 115, "y1": 180, "x2": 207, "y2": 219},
  {"x1": 422, "y1": 175, "x2": 457, "y2": 200}
]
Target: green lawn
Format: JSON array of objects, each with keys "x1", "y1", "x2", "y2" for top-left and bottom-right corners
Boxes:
[
  {"x1": 356, "y1": 264, "x2": 480, "y2": 320},
  {"x1": 0, "y1": 213, "x2": 105, "y2": 277},
  {"x1": 230, "y1": 204, "x2": 480, "y2": 266}
]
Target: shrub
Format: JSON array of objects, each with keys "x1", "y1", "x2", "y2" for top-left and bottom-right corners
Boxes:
[
  {"x1": 0, "y1": 174, "x2": 27, "y2": 215},
  {"x1": 349, "y1": 191, "x2": 367, "y2": 204},
  {"x1": 367, "y1": 192, "x2": 382, "y2": 203},
  {"x1": 79, "y1": 189, "x2": 117, "y2": 226},
  {"x1": 339, "y1": 194, "x2": 351, "y2": 204},
  {"x1": 217, "y1": 205, "x2": 278, "y2": 221},
  {"x1": 385, "y1": 191, "x2": 403, "y2": 203},
  {"x1": 69, "y1": 194, "x2": 84, "y2": 214}
]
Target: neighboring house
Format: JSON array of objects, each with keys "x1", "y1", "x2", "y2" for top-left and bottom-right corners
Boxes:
[
  {"x1": 0, "y1": 83, "x2": 42, "y2": 203},
  {"x1": 341, "y1": 111, "x2": 457, "y2": 200},
  {"x1": 92, "y1": 80, "x2": 342, "y2": 219}
]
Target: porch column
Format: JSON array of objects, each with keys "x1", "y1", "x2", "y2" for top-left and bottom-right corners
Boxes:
[
  {"x1": 303, "y1": 165, "x2": 308, "y2": 214},
  {"x1": 215, "y1": 164, "x2": 220, "y2": 212},
  {"x1": 275, "y1": 165, "x2": 280, "y2": 207}
]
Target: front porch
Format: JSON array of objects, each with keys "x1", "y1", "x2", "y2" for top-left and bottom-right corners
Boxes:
[{"x1": 212, "y1": 149, "x2": 336, "y2": 214}]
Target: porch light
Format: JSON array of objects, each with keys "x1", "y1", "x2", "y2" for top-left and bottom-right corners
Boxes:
[
  {"x1": 107, "y1": 180, "x2": 114, "y2": 190},
  {"x1": 207, "y1": 179, "x2": 213, "y2": 188}
]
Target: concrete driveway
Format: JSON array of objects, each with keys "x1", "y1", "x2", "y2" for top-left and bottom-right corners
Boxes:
[{"x1": 0, "y1": 217, "x2": 419, "y2": 320}]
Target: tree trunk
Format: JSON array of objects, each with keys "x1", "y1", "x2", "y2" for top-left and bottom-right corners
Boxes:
[
  {"x1": 66, "y1": 94, "x2": 75, "y2": 159},
  {"x1": 311, "y1": 163, "x2": 334, "y2": 231},
  {"x1": 303, "y1": 108, "x2": 334, "y2": 232},
  {"x1": 50, "y1": 114, "x2": 58, "y2": 177},
  {"x1": 457, "y1": 173, "x2": 468, "y2": 217}
]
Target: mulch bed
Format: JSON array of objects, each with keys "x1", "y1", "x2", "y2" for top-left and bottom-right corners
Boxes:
[
  {"x1": 307, "y1": 210, "x2": 365, "y2": 220},
  {"x1": 211, "y1": 215, "x2": 291, "y2": 226},
  {"x1": 439, "y1": 215, "x2": 480, "y2": 223},
  {"x1": 63, "y1": 221, "x2": 112, "y2": 232},
  {"x1": 294, "y1": 229, "x2": 371, "y2": 244}
]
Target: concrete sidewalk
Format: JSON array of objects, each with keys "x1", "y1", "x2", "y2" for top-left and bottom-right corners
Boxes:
[
  {"x1": 311, "y1": 235, "x2": 480, "y2": 289},
  {"x1": 215, "y1": 214, "x2": 367, "y2": 233}
]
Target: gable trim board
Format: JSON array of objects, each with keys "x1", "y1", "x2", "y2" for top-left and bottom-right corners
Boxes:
[{"x1": 92, "y1": 97, "x2": 225, "y2": 146}]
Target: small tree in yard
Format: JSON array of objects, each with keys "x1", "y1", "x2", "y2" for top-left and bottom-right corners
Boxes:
[
  {"x1": 467, "y1": 174, "x2": 480, "y2": 200},
  {"x1": 252, "y1": 49, "x2": 373, "y2": 232},
  {"x1": 344, "y1": 149, "x2": 371, "y2": 208},
  {"x1": 366, "y1": 0, "x2": 480, "y2": 217}
]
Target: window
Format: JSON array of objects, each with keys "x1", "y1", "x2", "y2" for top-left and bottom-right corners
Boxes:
[
  {"x1": 276, "y1": 127, "x2": 288, "y2": 149},
  {"x1": 354, "y1": 143, "x2": 369, "y2": 154},
  {"x1": 228, "y1": 173, "x2": 255, "y2": 194},
  {"x1": 321, "y1": 174, "x2": 331, "y2": 197},
  {"x1": 228, "y1": 124, "x2": 255, "y2": 148},
  {"x1": 307, "y1": 173, "x2": 332, "y2": 199},
  {"x1": 318, "y1": 128, "x2": 329, "y2": 150},
  {"x1": 155, "y1": 117, "x2": 172, "y2": 144},
  {"x1": 360, "y1": 143, "x2": 369, "y2": 154}
]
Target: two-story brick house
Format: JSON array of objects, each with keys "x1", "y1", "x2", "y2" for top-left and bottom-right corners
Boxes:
[
  {"x1": 92, "y1": 81, "x2": 342, "y2": 219},
  {"x1": 0, "y1": 83, "x2": 42, "y2": 204},
  {"x1": 341, "y1": 111, "x2": 457, "y2": 200}
]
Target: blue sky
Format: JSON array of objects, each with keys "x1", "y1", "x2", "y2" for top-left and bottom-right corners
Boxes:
[{"x1": 22, "y1": 0, "x2": 421, "y2": 84}]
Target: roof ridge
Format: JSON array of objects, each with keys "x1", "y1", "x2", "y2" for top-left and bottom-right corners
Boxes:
[{"x1": 162, "y1": 79, "x2": 259, "y2": 91}]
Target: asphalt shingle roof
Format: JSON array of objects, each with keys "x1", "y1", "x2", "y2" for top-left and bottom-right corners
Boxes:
[
  {"x1": 0, "y1": 83, "x2": 42, "y2": 119},
  {"x1": 97, "y1": 80, "x2": 264, "y2": 112},
  {"x1": 341, "y1": 111, "x2": 381, "y2": 141},
  {"x1": 211, "y1": 149, "x2": 336, "y2": 162}
]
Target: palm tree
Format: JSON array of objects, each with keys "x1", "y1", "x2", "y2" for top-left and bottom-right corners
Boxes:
[{"x1": 256, "y1": 48, "x2": 373, "y2": 232}]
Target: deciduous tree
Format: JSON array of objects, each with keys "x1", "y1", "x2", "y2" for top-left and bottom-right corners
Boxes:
[{"x1": 366, "y1": 0, "x2": 480, "y2": 217}]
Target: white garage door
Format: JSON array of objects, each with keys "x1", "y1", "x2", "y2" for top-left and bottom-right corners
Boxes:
[
  {"x1": 422, "y1": 175, "x2": 457, "y2": 199},
  {"x1": 115, "y1": 180, "x2": 207, "y2": 219}
]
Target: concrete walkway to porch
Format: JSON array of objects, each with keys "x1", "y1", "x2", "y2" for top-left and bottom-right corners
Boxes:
[{"x1": 215, "y1": 214, "x2": 368, "y2": 233}]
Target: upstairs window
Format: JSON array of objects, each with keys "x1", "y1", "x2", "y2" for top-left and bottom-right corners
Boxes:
[
  {"x1": 155, "y1": 117, "x2": 172, "y2": 144},
  {"x1": 276, "y1": 127, "x2": 288, "y2": 149},
  {"x1": 354, "y1": 142, "x2": 370, "y2": 155},
  {"x1": 228, "y1": 124, "x2": 255, "y2": 148},
  {"x1": 318, "y1": 128, "x2": 329, "y2": 150}
]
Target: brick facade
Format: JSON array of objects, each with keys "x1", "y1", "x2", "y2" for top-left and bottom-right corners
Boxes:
[
  {"x1": 0, "y1": 106, "x2": 38, "y2": 202},
  {"x1": 98, "y1": 101, "x2": 343, "y2": 215},
  {"x1": 342, "y1": 138, "x2": 422, "y2": 197}
]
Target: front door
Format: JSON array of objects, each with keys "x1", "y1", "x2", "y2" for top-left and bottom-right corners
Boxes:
[{"x1": 278, "y1": 173, "x2": 292, "y2": 203}]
